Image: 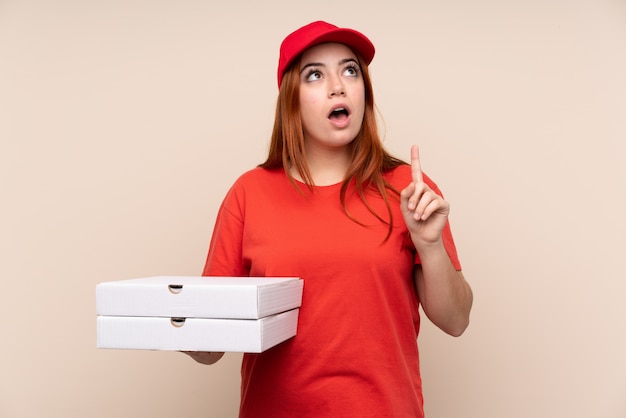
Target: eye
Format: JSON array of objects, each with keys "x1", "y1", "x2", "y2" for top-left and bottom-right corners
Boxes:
[
  {"x1": 343, "y1": 63, "x2": 360, "y2": 77},
  {"x1": 305, "y1": 68, "x2": 323, "y2": 82}
]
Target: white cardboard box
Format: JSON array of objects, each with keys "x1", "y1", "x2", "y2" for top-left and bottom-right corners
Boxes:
[
  {"x1": 96, "y1": 276, "x2": 303, "y2": 319},
  {"x1": 97, "y1": 308, "x2": 299, "y2": 353},
  {"x1": 96, "y1": 276, "x2": 303, "y2": 352}
]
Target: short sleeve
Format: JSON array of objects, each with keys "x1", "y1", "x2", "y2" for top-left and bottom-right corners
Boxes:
[
  {"x1": 202, "y1": 184, "x2": 249, "y2": 277},
  {"x1": 415, "y1": 172, "x2": 462, "y2": 271}
]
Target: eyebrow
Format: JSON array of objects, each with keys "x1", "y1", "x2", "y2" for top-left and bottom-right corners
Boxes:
[{"x1": 300, "y1": 58, "x2": 359, "y2": 74}]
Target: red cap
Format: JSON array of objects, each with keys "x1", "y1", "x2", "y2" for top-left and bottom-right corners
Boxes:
[{"x1": 277, "y1": 21, "x2": 375, "y2": 87}]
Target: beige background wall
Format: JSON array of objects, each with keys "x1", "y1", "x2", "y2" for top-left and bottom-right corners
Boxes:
[{"x1": 1, "y1": 0, "x2": 625, "y2": 417}]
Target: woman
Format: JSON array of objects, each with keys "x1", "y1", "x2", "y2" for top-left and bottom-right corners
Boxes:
[{"x1": 187, "y1": 21, "x2": 473, "y2": 417}]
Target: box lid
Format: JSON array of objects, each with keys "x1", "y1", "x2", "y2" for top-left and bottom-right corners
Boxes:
[{"x1": 96, "y1": 276, "x2": 303, "y2": 319}]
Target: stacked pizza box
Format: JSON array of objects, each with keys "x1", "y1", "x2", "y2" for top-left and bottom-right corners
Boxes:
[{"x1": 96, "y1": 276, "x2": 303, "y2": 353}]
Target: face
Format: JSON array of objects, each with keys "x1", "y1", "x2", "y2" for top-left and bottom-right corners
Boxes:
[{"x1": 298, "y1": 42, "x2": 365, "y2": 154}]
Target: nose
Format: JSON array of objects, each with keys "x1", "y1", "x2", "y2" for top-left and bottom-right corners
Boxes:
[{"x1": 328, "y1": 76, "x2": 345, "y2": 97}]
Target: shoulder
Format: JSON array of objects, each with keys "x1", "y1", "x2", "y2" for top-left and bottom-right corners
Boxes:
[
  {"x1": 383, "y1": 164, "x2": 411, "y2": 185},
  {"x1": 384, "y1": 164, "x2": 444, "y2": 196},
  {"x1": 223, "y1": 167, "x2": 289, "y2": 204},
  {"x1": 230, "y1": 167, "x2": 284, "y2": 189}
]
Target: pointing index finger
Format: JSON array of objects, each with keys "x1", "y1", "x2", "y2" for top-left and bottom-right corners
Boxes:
[{"x1": 411, "y1": 145, "x2": 423, "y2": 184}]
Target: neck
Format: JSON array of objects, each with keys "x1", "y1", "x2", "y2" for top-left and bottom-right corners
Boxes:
[{"x1": 297, "y1": 144, "x2": 351, "y2": 186}]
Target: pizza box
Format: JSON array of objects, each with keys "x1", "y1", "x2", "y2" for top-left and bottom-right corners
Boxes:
[
  {"x1": 97, "y1": 309, "x2": 299, "y2": 353},
  {"x1": 96, "y1": 276, "x2": 303, "y2": 319}
]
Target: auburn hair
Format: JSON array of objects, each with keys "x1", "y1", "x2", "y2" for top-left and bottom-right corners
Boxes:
[{"x1": 259, "y1": 53, "x2": 406, "y2": 240}]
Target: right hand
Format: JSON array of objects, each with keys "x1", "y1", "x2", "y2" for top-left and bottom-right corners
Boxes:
[
  {"x1": 181, "y1": 351, "x2": 225, "y2": 365},
  {"x1": 400, "y1": 145, "x2": 450, "y2": 248}
]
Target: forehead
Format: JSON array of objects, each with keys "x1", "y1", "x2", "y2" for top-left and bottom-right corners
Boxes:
[{"x1": 299, "y1": 42, "x2": 358, "y2": 66}]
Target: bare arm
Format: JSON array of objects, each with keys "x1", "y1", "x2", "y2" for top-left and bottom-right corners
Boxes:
[
  {"x1": 401, "y1": 145, "x2": 473, "y2": 336},
  {"x1": 413, "y1": 248, "x2": 472, "y2": 336}
]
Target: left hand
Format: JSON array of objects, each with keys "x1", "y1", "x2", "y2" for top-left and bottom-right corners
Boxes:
[
  {"x1": 400, "y1": 145, "x2": 450, "y2": 248},
  {"x1": 181, "y1": 351, "x2": 225, "y2": 365}
]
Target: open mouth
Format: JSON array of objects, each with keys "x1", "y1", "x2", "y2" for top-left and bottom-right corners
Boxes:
[{"x1": 328, "y1": 107, "x2": 350, "y2": 121}]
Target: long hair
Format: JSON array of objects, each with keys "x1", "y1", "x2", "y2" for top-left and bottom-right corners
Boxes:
[{"x1": 259, "y1": 53, "x2": 406, "y2": 240}]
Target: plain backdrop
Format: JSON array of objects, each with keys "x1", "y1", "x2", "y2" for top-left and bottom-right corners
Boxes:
[{"x1": 1, "y1": 0, "x2": 625, "y2": 417}]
